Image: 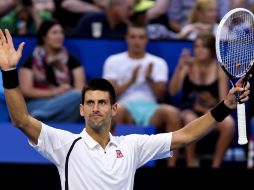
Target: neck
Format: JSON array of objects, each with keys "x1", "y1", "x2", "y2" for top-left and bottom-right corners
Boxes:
[
  {"x1": 196, "y1": 58, "x2": 213, "y2": 66},
  {"x1": 43, "y1": 45, "x2": 60, "y2": 55},
  {"x1": 128, "y1": 51, "x2": 145, "y2": 59},
  {"x1": 86, "y1": 126, "x2": 110, "y2": 149}
]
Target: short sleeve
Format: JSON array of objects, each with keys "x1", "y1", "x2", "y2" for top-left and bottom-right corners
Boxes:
[
  {"x1": 20, "y1": 56, "x2": 33, "y2": 69},
  {"x1": 29, "y1": 123, "x2": 78, "y2": 167},
  {"x1": 130, "y1": 133, "x2": 173, "y2": 168},
  {"x1": 67, "y1": 53, "x2": 82, "y2": 70},
  {"x1": 103, "y1": 55, "x2": 118, "y2": 80},
  {"x1": 151, "y1": 57, "x2": 169, "y2": 82}
]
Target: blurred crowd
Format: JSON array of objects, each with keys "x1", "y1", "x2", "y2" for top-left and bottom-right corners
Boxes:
[
  {"x1": 1, "y1": 0, "x2": 254, "y2": 168},
  {"x1": 1, "y1": 0, "x2": 254, "y2": 39}
]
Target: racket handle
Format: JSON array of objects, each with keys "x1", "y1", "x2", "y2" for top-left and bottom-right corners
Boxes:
[{"x1": 237, "y1": 103, "x2": 248, "y2": 145}]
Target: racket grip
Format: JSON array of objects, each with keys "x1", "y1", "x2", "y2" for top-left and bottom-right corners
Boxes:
[{"x1": 237, "y1": 103, "x2": 248, "y2": 145}]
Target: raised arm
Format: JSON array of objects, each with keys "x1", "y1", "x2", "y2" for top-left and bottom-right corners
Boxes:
[
  {"x1": 170, "y1": 77, "x2": 250, "y2": 150},
  {"x1": 169, "y1": 48, "x2": 192, "y2": 96},
  {"x1": 0, "y1": 29, "x2": 42, "y2": 144}
]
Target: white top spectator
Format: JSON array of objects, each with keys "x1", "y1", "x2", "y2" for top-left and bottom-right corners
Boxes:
[{"x1": 103, "y1": 52, "x2": 168, "y2": 103}]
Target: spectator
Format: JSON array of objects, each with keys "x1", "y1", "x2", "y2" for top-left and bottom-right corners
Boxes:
[
  {"x1": 103, "y1": 24, "x2": 181, "y2": 167},
  {"x1": 178, "y1": 0, "x2": 218, "y2": 40},
  {"x1": 169, "y1": 32, "x2": 235, "y2": 168},
  {"x1": 167, "y1": 0, "x2": 195, "y2": 33},
  {"x1": 74, "y1": 0, "x2": 135, "y2": 38},
  {"x1": 0, "y1": 0, "x2": 55, "y2": 35},
  {"x1": 219, "y1": 0, "x2": 251, "y2": 20},
  {"x1": 19, "y1": 20, "x2": 85, "y2": 122},
  {"x1": 56, "y1": 0, "x2": 109, "y2": 33}
]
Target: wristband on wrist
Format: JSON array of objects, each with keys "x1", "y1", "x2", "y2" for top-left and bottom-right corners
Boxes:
[
  {"x1": 210, "y1": 101, "x2": 232, "y2": 122},
  {"x1": 1, "y1": 68, "x2": 19, "y2": 89}
]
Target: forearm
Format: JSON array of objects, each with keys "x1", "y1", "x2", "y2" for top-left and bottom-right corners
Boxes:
[
  {"x1": 147, "y1": 80, "x2": 166, "y2": 101},
  {"x1": 172, "y1": 112, "x2": 217, "y2": 150},
  {"x1": 22, "y1": 88, "x2": 55, "y2": 99},
  {"x1": 61, "y1": 0, "x2": 101, "y2": 13},
  {"x1": 114, "y1": 80, "x2": 133, "y2": 96},
  {"x1": 169, "y1": 67, "x2": 186, "y2": 96},
  {"x1": 5, "y1": 87, "x2": 30, "y2": 127},
  {"x1": 0, "y1": 0, "x2": 15, "y2": 14},
  {"x1": 172, "y1": 101, "x2": 232, "y2": 150},
  {"x1": 146, "y1": 0, "x2": 170, "y2": 20}
]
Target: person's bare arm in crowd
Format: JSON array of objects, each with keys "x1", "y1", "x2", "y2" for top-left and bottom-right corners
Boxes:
[
  {"x1": 61, "y1": 0, "x2": 103, "y2": 14},
  {"x1": 0, "y1": 29, "x2": 41, "y2": 145},
  {"x1": 0, "y1": 0, "x2": 16, "y2": 15},
  {"x1": 20, "y1": 68, "x2": 71, "y2": 99},
  {"x1": 146, "y1": 0, "x2": 170, "y2": 21},
  {"x1": 170, "y1": 77, "x2": 250, "y2": 150},
  {"x1": 107, "y1": 65, "x2": 140, "y2": 96},
  {"x1": 145, "y1": 63, "x2": 166, "y2": 101},
  {"x1": 72, "y1": 66, "x2": 85, "y2": 91},
  {"x1": 169, "y1": 48, "x2": 192, "y2": 96}
]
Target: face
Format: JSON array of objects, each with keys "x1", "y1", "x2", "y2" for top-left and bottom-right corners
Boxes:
[
  {"x1": 126, "y1": 27, "x2": 148, "y2": 54},
  {"x1": 194, "y1": 38, "x2": 212, "y2": 62},
  {"x1": 80, "y1": 90, "x2": 117, "y2": 132},
  {"x1": 199, "y1": 1, "x2": 217, "y2": 24},
  {"x1": 43, "y1": 24, "x2": 64, "y2": 50}
]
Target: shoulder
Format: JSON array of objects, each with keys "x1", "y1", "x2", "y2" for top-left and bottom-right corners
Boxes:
[
  {"x1": 20, "y1": 55, "x2": 34, "y2": 68},
  {"x1": 40, "y1": 123, "x2": 79, "y2": 144},
  {"x1": 146, "y1": 53, "x2": 168, "y2": 65},
  {"x1": 105, "y1": 52, "x2": 127, "y2": 64}
]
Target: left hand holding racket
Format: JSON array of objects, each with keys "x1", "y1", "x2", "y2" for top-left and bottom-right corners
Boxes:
[{"x1": 224, "y1": 77, "x2": 250, "y2": 109}]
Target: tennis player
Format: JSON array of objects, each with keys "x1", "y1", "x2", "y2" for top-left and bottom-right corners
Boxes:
[{"x1": 0, "y1": 29, "x2": 250, "y2": 190}]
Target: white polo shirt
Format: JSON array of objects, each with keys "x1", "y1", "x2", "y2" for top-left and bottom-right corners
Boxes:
[{"x1": 30, "y1": 123, "x2": 173, "y2": 190}]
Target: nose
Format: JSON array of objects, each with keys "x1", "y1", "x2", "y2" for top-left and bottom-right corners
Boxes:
[{"x1": 92, "y1": 103, "x2": 100, "y2": 112}]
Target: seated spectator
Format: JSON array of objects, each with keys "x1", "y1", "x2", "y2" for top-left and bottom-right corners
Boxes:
[
  {"x1": 167, "y1": 0, "x2": 195, "y2": 33},
  {"x1": 0, "y1": 0, "x2": 55, "y2": 35},
  {"x1": 169, "y1": 32, "x2": 235, "y2": 168},
  {"x1": 74, "y1": 0, "x2": 135, "y2": 38},
  {"x1": 219, "y1": 0, "x2": 250, "y2": 20},
  {"x1": 57, "y1": 0, "x2": 109, "y2": 34},
  {"x1": 19, "y1": 20, "x2": 85, "y2": 123},
  {"x1": 178, "y1": 0, "x2": 218, "y2": 40},
  {"x1": 103, "y1": 24, "x2": 181, "y2": 167}
]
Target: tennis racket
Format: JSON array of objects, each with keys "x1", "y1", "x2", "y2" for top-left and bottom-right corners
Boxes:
[{"x1": 216, "y1": 8, "x2": 254, "y2": 145}]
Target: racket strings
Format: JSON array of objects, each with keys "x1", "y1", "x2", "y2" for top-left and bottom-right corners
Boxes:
[{"x1": 220, "y1": 11, "x2": 254, "y2": 77}]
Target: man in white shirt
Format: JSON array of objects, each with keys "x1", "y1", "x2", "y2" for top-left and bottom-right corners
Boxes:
[
  {"x1": 0, "y1": 29, "x2": 250, "y2": 190},
  {"x1": 103, "y1": 24, "x2": 181, "y2": 166}
]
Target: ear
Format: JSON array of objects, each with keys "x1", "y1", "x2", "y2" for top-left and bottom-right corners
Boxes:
[
  {"x1": 111, "y1": 103, "x2": 118, "y2": 117},
  {"x1": 80, "y1": 104, "x2": 84, "y2": 117}
]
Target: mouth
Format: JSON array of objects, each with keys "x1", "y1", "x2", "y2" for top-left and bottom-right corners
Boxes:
[{"x1": 90, "y1": 114, "x2": 102, "y2": 119}]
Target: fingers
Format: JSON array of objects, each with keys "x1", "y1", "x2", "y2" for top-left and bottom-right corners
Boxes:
[
  {"x1": 4, "y1": 29, "x2": 14, "y2": 48},
  {"x1": 235, "y1": 77, "x2": 244, "y2": 87},
  {"x1": 17, "y1": 42, "x2": 25, "y2": 58},
  {"x1": 0, "y1": 29, "x2": 6, "y2": 47}
]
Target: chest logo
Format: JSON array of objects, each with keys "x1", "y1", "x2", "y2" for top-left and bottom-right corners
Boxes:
[{"x1": 116, "y1": 150, "x2": 124, "y2": 158}]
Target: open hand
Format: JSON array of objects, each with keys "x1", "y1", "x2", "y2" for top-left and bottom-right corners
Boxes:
[{"x1": 0, "y1": 29, "x2": 25, "y2": 71}]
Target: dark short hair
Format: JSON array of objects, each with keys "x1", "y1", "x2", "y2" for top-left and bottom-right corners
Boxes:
[
  {"x1": 81, "y1": 78, "x2": 116, "y2": 105},
  {"x1": 37, "y1": 20, "x2": 62, "y2": 45}
]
